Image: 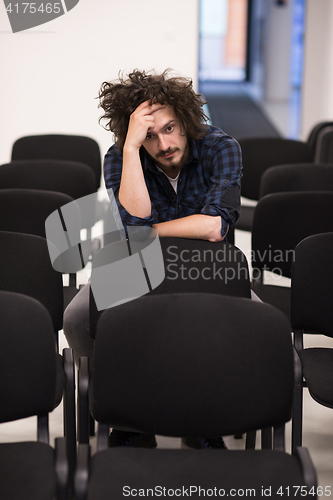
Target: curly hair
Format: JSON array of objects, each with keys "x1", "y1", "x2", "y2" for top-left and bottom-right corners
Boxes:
[{"x1": 98, "y1": 69, "x2": 209, "y2": 152}]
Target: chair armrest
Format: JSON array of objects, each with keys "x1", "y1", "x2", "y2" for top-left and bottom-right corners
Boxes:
[
  {"x1": 295, "y1": 446, "x2": 318, "y2": 494},
  {"x1": 74, "y1": 443, "x2": 91, "y2": 500},
  {"x1": 55, "y1": 437, "x2": 69, "y2": 500}
]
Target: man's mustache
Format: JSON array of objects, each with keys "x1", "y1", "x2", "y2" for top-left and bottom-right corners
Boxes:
[{"x1": 158, "y1": 148, "x2": 178, "y2": 157}]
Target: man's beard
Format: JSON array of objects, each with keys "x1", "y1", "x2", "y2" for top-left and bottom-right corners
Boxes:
[{"x1": 154, "y1": 142, "x2": 189, "y2": 174}]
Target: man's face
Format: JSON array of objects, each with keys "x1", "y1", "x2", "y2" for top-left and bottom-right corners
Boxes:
[{"x1": 143, "y1": 105, "x2": 189, "y2": 178}]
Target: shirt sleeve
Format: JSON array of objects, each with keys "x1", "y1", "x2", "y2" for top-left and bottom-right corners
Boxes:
[
  {"x1": 200, "y1": 136, "x2": 242, "y2": 237},
  {"x1": 103, "y1": 145, "x2": 158, "y2": 227}
]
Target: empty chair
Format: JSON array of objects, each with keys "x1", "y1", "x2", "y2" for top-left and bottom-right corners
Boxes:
[
  {"x1": 0, "y1": 188, "x2": 91, "y2": 307},
  {"x1": 0, "y1": 188, "x2": 73, "y2": 239},
  {"x1": 11, "y1": 134, "x2": 101, "y2": 190},
  {"x1": 291, "y1": 233, "x2": 333, "y2": 453},
  {"x1": 0, "y1": 290, "x2": 68, "y2": 500},
  {"x1": 0, "y1": 160, "x2": 104, "y2": 285},
  {"x1": 251, "y1": 192, "x2": 333, "y2": 319},
  {"x1": 260, "y1": 163, "x2": 333, "y2": 198},
  {"x1": 0, "y1": 230, "x2": 76, "y2": 485},
  {"x1": 313, "y1": 126, "x2": 333, "y2": 163},
  {"x1": 0, "y1": 159, "x2": 96, "y2": 198},
  {"x1": 75, "y1": 293, "x2": 317, "y2": 499},
  {"x1": 306, "y1": 121, "x2": 333, "y2": 158},
  {"x1": 235, "y1": 137, "x2": 314, "y2": 232}
]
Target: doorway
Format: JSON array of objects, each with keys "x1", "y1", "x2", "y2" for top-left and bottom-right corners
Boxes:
[{"x1": 198, "y1": 0, "x2": 249, "y2": 84}]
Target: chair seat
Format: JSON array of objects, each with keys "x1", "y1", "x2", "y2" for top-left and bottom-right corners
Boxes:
[
  {"x1": 87, "y1": 448, "x2": 310, "y2": 499},
  {"x1": 0, "y1": 442, "x2": 57, "y2": 500},
  {"x1": 252, "y1": 284, "x2": 291, "y2": 319},
  {"x1": 299, "y1": 348, "x2": 333, "y2": 408}
]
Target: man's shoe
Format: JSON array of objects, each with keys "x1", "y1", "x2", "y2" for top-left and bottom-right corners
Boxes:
[
  {"x1": 109, "y1": 429, "x2": 157, "y2": 448},
  {"x1": 181, "y1": 437, "x2": 228, "y2": 449}
]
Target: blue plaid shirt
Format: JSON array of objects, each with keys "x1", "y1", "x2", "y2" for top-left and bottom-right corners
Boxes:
[{"x1": 103, "y1": 125, "x2": 242, "y2": 238}]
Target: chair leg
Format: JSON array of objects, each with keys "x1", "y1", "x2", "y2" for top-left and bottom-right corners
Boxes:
[
  {"x1": 74, "y1": 444, "x2": 90, "y2": 500},
  {"x1": 63, "y1": 348, "x2": 77, "y2": 490},
  {"x1": 261, "y1": 427, "x2": 272, "y2": 449},
  {"x1": 55, "y1": 437, "x2": 69, "y2": 500},
  {"x1": 77, "y1": 357, "x2": 90, "y2": 445},
  {"x1": 246, "y1": 430, "x2": 256, "y2": 449},
  {"x1": 90, "y1": 413, "x2": 95, "y2": 437},
  {"x1": 292, "y1": 348, "x2": 303, "y2": 453}
]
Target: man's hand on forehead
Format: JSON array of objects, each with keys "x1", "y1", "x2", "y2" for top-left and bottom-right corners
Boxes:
[
  {"x1": 124, "y1": 101, "x2": 166, "y2": 151},
  {"x1": 138, "y1": 100, "x2": 166, "y2": 114}
]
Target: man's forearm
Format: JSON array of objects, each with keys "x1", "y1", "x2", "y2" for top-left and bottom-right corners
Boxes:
[
  {"x1": 118, "y1": 147, "x2": 151, "y2": 218},
  {"x1": 153, "y1": 214, "x2": 227, "y2": 242}
]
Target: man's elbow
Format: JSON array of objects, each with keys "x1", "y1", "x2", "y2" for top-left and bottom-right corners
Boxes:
[{"x1": 207, "y1": 217, "x2": 228, "y2": 242}]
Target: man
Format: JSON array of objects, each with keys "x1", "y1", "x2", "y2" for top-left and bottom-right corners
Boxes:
[
  {"x1": 100, "y1": 69, "x2": 241, "y2": 244},
  {"x1": 64, "y1": 69, "x2": 242, "y2": 450}
]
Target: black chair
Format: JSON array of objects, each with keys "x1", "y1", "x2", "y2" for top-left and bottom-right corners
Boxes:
[
  {"x1": 251, "y1": 192, "x2": 333, "y2": 319},
  {"x1": 88, "y1": 237, "x2": 251, "y2": 341},
  {"x1": 0, "y1": 188, "x2": 80, "y2": 307},
  {"x1": 313, "y1": 126, "x2": 333, "y2": 163},
  {"x1": 0, "y1": 161, "x2": 103, "y2": 294},
  {"x1": 306, "y1": 121, "x2": 333, "y2": 160},
  {"x1": 235, "y1": 137, "x2": 314, "y2": 232},
  {"x1": 0, "y1": 290, "x2": 68, "y2": 500},
  {"x1": 0, "y1": 159, "x2": 96, "y2": 199},
  {"x1": 84, "y1": 236, "x2": 251, "y2": 443},
  {"x1": 291, "y1": 233, "x2": 333, "y2": 453},
  {"x1": 260, "y1": 163, "x2": 333, "y2": 198},
  {"x1": 11, "y1": 134, "x2": 101, "y2": 191},
  {"x1": 75, "y1": 293, "x2": 317, "y2": 500},
  {"x1": 0, "y1": 231, "x2": 76, "y2": 487}
]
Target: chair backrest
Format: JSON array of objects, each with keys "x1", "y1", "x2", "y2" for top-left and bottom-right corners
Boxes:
[
  {"x1": 11, "y1": 134, "x2": 101, "y2": 190},
  {"x1": 0, "y1": 291, "x2": 56, "y2": 423},
  {"x1": 306, "y1": 121, "x2": 333, "y2": 156},
  {"x1": 251, "y1": 192, "x2": 333, "y2": 279},
  {"x1": 260, "y1": 163, "x2": 333, "y2": 198},
  {"x1": 90, "y1": 293, "x2": 294, "y2": 437},
  {"x1": 88, "y1": 237, "x2": 252, "y2": 339},
  {"x1": 314, "y1": 126, "x2": 333, "y2": 163},
  {"x1": 0, "y1": 188, "x2": 74, "y2": 239},
  {"x1": 238, "y1": 138, "x2": 314, "y2": 201},
  {"x1": 151, "y1": 237, "x2": 251, "y2": 297},
  {"x1": 0, "y1": 159, "x2": 96, "y2": 199},
  {"x1": 291, "y1": 232, "x2": 333, "y2": 337},
  {"x1": 0, "y1": 231, "x2": 63, "y2": 332}
]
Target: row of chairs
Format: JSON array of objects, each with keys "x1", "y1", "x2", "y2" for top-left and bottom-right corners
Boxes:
[
  {"x1": 0, "y1": 134, "x2": 102, "y2": 499},
  {"x1": 2, "y1": 230, "x2": 331, "y2": 498},
  {"x1": 0, "y1": 132, "x2": 332, "y2": 498},
  {"x1": 1, "y1": 183, "x2": 330, "y2": 327},
  {"x1": 236, "y1": 120, "x2": 333, "y2": 232}
]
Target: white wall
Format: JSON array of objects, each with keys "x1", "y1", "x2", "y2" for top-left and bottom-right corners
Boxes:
[
  {"x1": 301, "y1": 0, "x2": 333, "y2": 139},
  {"x1": 0, "y1": 0, "x2": 199, "y2": 171}
]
